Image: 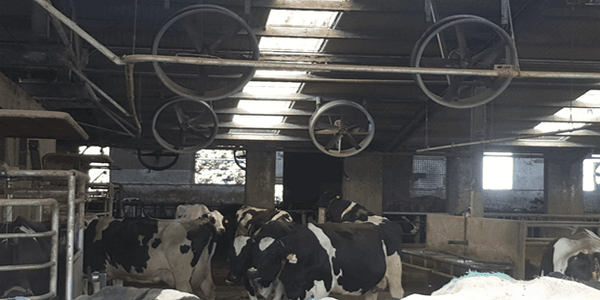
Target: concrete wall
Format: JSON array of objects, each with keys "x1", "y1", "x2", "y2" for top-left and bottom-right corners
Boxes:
[
  {"x1": 343, "y1": 153, "x2": 383, "y2": 214},
  {"x1": 110, "y1": 148, "x2": 195, "y2": 184},
  {"x1": 245, "y1": 150, "x2": 275, "y2": 209},
  {"x1": 117, "y1": 183, "x2": 244, "y2": 206},
  {"x1": 427, "y1": 214, "x2": 525, "y2": 279}
]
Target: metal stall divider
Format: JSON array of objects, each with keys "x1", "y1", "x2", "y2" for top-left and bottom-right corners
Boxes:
[
  {"x1": 1, "y1": 168, "x2": 89, "y2": 300},
  {"x1": 0, "y1": 198, "x2": 59, "y2": 300}
]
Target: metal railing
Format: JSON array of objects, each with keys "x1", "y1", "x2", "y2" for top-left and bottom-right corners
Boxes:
[
  {"x1": 0, "y1": 198, "x2": 59, "y2": 300},
  {"x1": 0, "y1": 168, "x2": 88, "y2": 300}
]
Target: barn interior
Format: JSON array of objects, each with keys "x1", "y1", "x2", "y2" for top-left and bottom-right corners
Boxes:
[{"x1": 2, "y1": 0, "x2": 600, "y2": 299}]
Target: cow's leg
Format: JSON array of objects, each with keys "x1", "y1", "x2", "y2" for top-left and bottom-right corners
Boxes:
[
  {"x1": 273, "y1": 279, "x2": 286, "y2": 300},
  {"x1": 385, "y1": 254, "x2": 404, "y2": 298},
  {"x1": 190, "y1": 247, "x2": 216, "y2": 300},
  {"x1": 363, "y1": 290, "x2": 379, "y2": 300}
]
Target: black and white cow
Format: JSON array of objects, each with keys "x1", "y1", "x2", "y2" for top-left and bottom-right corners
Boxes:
[
  {"x1": 541, "y1": 228, "x2": 600, "y2": 282},
  {"x1": 0, "y1": 216, "x2": 53, "y2": 298},
  {"x1": 227, "y1": 220, "x2": 298, "y2": 300},
  {"x1": 176, "y1": 204, "x2": 226, "y2": 234},
  {"x1": 247, "y1": 222, "x2": 404, "y2": 300},
  {"x1": 326, "y1": 197, "x2": 418, "y2": 237},
  {"x1": 84, "y1": 217, "x2": 217, "y2": 299},
  {"x1": 235, "y1": 205, "x2": 293, "y2": 237}
]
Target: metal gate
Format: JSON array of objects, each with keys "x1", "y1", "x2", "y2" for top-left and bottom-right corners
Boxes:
[
  {"x1": 0, "y1": 198, "x2": 59, "y2": 300},
  {"x1": 1, "y1": 168, "x2": 88, "y2": 300}
]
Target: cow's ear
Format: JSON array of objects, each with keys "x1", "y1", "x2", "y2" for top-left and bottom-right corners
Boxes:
[{"x1": 286, "y1": 253, "x2": 298, "y2": 264}]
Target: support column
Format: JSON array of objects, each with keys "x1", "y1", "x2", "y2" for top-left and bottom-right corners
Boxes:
[
  {"x1": 245, "y1": 150, "x2": 276, "y2": 209},
  {"x1": 544, "y1": 151, "x2": 587, "y2": 215},
  {"x1": 342, "y1": 153, "x2": 383, "y2": 214}
]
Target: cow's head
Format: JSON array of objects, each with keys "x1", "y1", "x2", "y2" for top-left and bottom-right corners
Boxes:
[
  {"x1": 246, "y1": 236, "x2": 287, "y2": 287},
  {"x1": 204, "y1": 210, "x2": 225, "y2": 234},
  {"x1": 564, "y1": 252, "x2": 600, "y2": 282},
  {"x1": 226, "y1": 236, "x2": 253, "y2": 284}
]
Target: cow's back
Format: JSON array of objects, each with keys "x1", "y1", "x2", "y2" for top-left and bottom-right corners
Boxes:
[{"x1": 277, "y1": 223, "x2": 389, "y2": 299}]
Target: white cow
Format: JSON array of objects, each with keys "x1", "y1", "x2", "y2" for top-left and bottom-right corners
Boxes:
[{"x1": 176, "y1": 204, "x2": 225, "y2": 234}]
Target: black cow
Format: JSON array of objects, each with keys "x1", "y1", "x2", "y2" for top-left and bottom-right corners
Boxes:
[
  {"x1": 227, "y1": 220, "x2": 298, "y2": 300},
  {"x1": 541, "y1": 228, "x2": 600, "y2": 282},
  {"x1": 247, "y1": 222, "x2": 404, "y2": 300},
  {"x1": 84, "y1": 217, "x2": 217, "y2": 299},
  {"x1": 0, "y1": 216, "x2": 53, "y2": 298}
]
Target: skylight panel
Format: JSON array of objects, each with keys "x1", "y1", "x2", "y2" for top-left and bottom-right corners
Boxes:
[
  {"x1": 266, "y1": 10, "x2": 339, "y2": 28},
  {"x1": 575, "y1": 90, "x2": 600, "y2": 104},
  {"x1": 242, "y1": 80, "x2": 302, "y2": 95},
  {"x1": 534, "y1": 122, "x2": 587, "y2": 133},
  {"x1": 259, "y1": 37, "x2": 325, "y2": 52},
  {"x1": 532, "y1": 90, "x2": 600, "y2": 133},
  {"x1": 232, "y1": 115, "x2": 284, "y2": 127}
]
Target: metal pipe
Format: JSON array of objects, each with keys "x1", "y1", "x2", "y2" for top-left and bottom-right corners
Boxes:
[
  {"x1": 416, "y1": 124, "x2": 599, "y2": 153},
  {"x1": 66, "y1": 173, "x2": 76, "y2": 300},
  {"x1": 62, "y1": 59, "x2": 130, "y2": 116},
  {"x1": 125, "y1": 63, "x2": 142, "y2": 137},
  {"x1": 0, "y1": 231, "x2": 57, "y2": 239},
  {"x1": 0, "y1": 261, "x2": 55, "y2": 272},
  {"x1": 51, "y1": 196, "x2": 59, "y2": 300},
  {"x1": 0, "y1": 169, "x2": 79, "y2": 178},
  {"x1": 32, "y1": 0, "x2": 124, "y2": 65},
  {"x1": 122, "y1": 54, "x2": 600, "y2": 80}
]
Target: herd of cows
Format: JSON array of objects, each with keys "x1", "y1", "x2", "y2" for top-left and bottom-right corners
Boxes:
[{"x1": 1, "y1": 197, "x2": 600, "y2": 300}]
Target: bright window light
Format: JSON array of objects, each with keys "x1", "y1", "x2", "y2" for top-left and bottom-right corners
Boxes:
[
  {"x1": 253, "y1": 70, "x2": 307, "y2": 80},
  {"x1": 78, "y1": 146, "x2": 110, "y2": 183},
  {"x1": 575, "y1": 90, "x2": 600, "y2": 104},
  {"x1": 533, "y1": 90, "x2": 600, "y2": 133},
  {"x1": 582, "y1": 158, "x2": 600, "y2": 191},
  {"x1": 483, "y1": 153, "x2": 513, "y2": 190},
  {"x1": 259, "y1": 37, "x2": 325, "y2": 52},
  {"x1": 242, "y1": 80, "x2": 302, "y2": 95},
  {"x1": 266, "y1": 10, "x2": 339, "y2": 28},
  {"x1": 534, "y1": 122, "x2": 587, "y2": 133}
]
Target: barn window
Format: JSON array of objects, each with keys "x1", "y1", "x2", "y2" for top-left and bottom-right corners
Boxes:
[
  {"x1": 583, "y1": 154, "x2": 600, "y2": 191},
  {"x1": 78, "y1": 146, "x2": 110, "y2": 183},
  {"x1": 195, "y1": 149, "x2": 245, "y2": 185},
  {"x1": 483, "y1": 152, "x2": 513, "y2": 190}
]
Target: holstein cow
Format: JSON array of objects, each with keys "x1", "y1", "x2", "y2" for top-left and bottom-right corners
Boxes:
[
  {"x1": 247, "y1": 222, "x2": 404, "y2": 300},
  {"x1": 227, "y1": 220, "x2": 299, "y2": 300},
  {"x1": 176, "y1": 204, "x2": 226, "y2": 234},
  {"x1": 0, "y1": 217, "x2": 53, "y2": 298},
  {"x1": 540, "y1": 228, "x2": 600, "y2": 282},
  {"x1": 326, "y1": 197, "x2": 418, "y2": 237},
  {"x1": 84, "y1": 217, "x2": 217, "y2": 299},
  {"x1": 235, "y1": 205, "x2": 293, "y2": 237}
]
